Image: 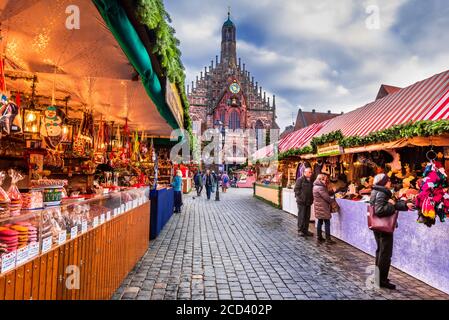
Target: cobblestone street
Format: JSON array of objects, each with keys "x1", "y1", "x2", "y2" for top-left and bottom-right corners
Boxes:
[{"x1": 113, "y1": 188, "x2": 448, "y2": 300}]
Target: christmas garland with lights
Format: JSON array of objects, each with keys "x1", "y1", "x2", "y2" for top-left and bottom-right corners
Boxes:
[
  {"x1": 277, "y1": 119, "x2": 449, "y2": 160},
  {"x1": 136, "y1": 0, "x2": 192, "y2": 142}
]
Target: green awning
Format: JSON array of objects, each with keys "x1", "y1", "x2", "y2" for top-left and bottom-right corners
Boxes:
[{"x1": 92, "y1": 0, "x2": 179, "y2": 130}]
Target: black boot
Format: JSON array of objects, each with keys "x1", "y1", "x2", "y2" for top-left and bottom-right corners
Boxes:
[
  {"x1": 325, "y1": 235, "x2": 336, "y2": 244},
  {"x1": 317, "y1": 231, "x2": 325, "y2": 242},
  {"x1": 380, "y1": 280, "x2": 396, "y2": 290}
]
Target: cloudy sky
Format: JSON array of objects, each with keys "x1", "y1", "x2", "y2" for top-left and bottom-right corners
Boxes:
[{"x1": 165, "y1": 0, "x2": 449, "y2": 131}]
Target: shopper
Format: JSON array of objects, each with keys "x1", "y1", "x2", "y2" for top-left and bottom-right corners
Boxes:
[
  {"x1": 221, "y1": 172, "x2": 230, "y2": 193},
  {"x1": 172, "y1": 170, "x2": 183, "y2": 213},
  {"x1": 370, "y1": 173, "x2": 414, "y2": 289},
  {"x1": 193, "y1": 171, "x2": 203, "y2": 196},
  {"x1": 313, "y1": 174, "x2": 336, "y2": 244},
  {"x1": 204, "y1": 170, "x2": 216, "y2": 200},
  {"x1": 294, "y1": 167, "x2": 314, "y2": 237}
]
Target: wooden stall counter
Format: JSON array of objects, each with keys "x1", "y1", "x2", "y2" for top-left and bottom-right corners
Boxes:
[
  {"x1": 0, "y1": 187, "x2": 150, "y2": 300},
  {"x1": 253, "y1": 183, "x2": 282, "y2": 208}
]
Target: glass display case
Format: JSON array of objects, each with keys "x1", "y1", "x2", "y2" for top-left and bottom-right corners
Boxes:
[{"x1": 0, "y1": 187, "x2": 149, "y2": 274}]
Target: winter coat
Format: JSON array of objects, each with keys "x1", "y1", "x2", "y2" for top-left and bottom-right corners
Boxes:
[
  {"x1": 204, "y1": 174, "x2": 216, "y2": 187},
  {"x1": 294, "y1": 176, "x2": 314, "y2": 206},
  {"x1": 313, "y1": 180, "x2": 333, "y2": 220},
  {"x1": 171, "y1": 176, "x2": 183, "y2": 192},
  {"x1": 221, "y1": 174, "x2": 230, "y2": 188},
  {"x1": 194, "y1": 173, "x2": 203, "y2": 186},
  {"x1": 370, "y1": 185, "x2": 408, "y2": 217}
]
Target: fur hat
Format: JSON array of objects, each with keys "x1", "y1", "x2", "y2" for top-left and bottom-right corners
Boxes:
[{"x1": 374, "y1": 173, "x2": 390, "y2": 187}]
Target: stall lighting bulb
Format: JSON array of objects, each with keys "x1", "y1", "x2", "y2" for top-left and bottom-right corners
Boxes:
[
  {"x1": 27, "y1": 112, "x2": 37, "y2": 122},
  {"x1": 32, "y1": 125, "x2": 38, "y2": 133}
]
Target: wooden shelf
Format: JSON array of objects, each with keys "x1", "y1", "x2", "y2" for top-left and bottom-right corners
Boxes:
[
  {"x1": 0, "y1": 155, "x2": 26, "y2": 161},
  {"x1": 49, "y1": 172, "x2": 95, "y2": 176}
]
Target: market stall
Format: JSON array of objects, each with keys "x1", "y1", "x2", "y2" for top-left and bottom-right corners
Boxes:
[
  {"x1": 0, "y1": 0, "x2": 187, "y2": 300},
  {"x1": 253, "y1": 183, "x2": 282, "y2": 209},
  {"x1": 276, "y1": 69, "x2": 449, "y2": 294},
  {"x1": 150, "y1": 186, "x2": 174, "y2": 240}
]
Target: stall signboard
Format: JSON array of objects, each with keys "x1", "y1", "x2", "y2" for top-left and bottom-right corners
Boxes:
[
  {"x1": 1, "y1": 251, "x2": 16, "y2": 274},
  {"x1": 16, "y1": 246, "x2": 29, "y2": 266},
  {"x1": 29, "y1": 242, "x2": 39, "y2": 259},
  {"x1": 317, "y1": 144, "x2": 343, "y2": 157},
  {"x1": 166, "y1": 80, "x2": 184, "y2": 128}
]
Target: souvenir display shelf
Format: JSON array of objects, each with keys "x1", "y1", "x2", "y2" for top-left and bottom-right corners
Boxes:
[{"x1": 0, "y1": 187, "x2": 150, "y2": 300}]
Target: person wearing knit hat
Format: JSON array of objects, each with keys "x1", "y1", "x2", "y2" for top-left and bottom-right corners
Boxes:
[{"x1": 370, "y1": 173, "x2": 415, "y2": 290}]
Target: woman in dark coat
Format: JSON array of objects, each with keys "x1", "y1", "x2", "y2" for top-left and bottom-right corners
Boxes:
[
  {"x1": 370, "y1": 173, "x2": 414, "y2": 290},
  {"x1": 313, "y1": 174, "x2": 336, "y2": 244}
]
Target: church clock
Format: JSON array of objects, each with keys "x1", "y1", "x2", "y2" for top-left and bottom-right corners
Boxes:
[{"x1": 229, "y1": 82, "x2": 240, "y2": 94}]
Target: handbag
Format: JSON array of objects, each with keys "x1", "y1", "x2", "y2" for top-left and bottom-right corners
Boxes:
[{"x1": 367, "y1": 193, "x2": 399, "y2": 234}]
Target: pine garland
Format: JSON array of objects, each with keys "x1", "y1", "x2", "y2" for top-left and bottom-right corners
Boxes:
[
  {"x1": 277, "y1": 119, "x2": 449, "y2": 160},
  {"x1": 136, "y1": 0, "x2": 192, "y2": 141}
]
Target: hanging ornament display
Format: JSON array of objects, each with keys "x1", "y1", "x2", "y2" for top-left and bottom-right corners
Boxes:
[
  {"x1": 140, "y1": 131, "x2": 148, "y2": 158},
  {"x1": 78, "y1": 111, "x2": 94, "y2": 144},
  {"x1": 1, "y1": 96, "x2": 22, "y2": 136},
  {"x1": 40, "y1": 105, "x2": 65, "y2": 149},
  {"x1": 416, "y1": 148, "x2": 449, "y2": 227},
  {"x1": 131, "y1": 131, "x2": 140, "y2": 162}
]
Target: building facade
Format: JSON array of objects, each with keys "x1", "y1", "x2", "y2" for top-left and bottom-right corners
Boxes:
[{"x1": 187, "y1": 12, "x2": 279, "y2": 137}]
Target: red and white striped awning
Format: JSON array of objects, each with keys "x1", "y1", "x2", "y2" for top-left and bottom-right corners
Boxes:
[
  {"x1": 316, "y1": 70, "x2": 449, "y2": 137},
  {"x1": 252, "y1": 144, "x2": 274, "y2": 160},
  {"x1": 278, "y1": 121, "x2": 330, "y2": 152},
  {"x1": 252, "y1": 121, "x2": 329, "y2": 160}
]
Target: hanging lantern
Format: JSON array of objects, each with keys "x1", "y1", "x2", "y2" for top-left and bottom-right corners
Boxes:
[
  {"x1": 61, "y1": 124, "x2": 73, "y2": 144},
  {"x1": 23, "y1": 109, "x2": 41, "y2": 134}
]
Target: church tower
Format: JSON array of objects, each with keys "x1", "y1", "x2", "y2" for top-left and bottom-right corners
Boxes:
[
  {"x1": 221, "y1": 9, "x2": 237, "y2": 67},
  {"x1": 188, "y1": 9, "x2": 279, "y2": 136}
]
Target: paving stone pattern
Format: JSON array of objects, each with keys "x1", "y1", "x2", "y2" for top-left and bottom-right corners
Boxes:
[{"x1": 113, "y1": 188, "x2": 448, "y2": 300}]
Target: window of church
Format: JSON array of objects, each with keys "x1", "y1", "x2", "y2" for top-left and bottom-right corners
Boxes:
[{"x1": 229, "y1": 110, "x2": 240, "y2": 130}]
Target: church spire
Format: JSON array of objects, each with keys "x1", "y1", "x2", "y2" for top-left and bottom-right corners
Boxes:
[{"x1": 221, "y1": 7, "x2": 237, "y2": 67}]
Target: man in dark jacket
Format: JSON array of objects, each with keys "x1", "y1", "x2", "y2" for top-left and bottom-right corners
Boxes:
[
  {"x1": 294, "y1": 167, "x2": 314, "y2": 237},
  {"x1": 370, "y1": 173, "x2": 414, "y2": 290},
  {"x1": 204, "y1": 170, "x2": 216, "y2": 200},
  {"x1": 193, "y1": 171, "x2": 203, "y2": 196}
]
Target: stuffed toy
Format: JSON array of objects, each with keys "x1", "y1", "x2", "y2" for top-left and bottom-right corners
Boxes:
[{"x1": 416, "y1": 161, "x2": 449, "y2": 227}]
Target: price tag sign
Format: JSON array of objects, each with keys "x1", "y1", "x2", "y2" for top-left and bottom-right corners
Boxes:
[
  {"x1": 121, "y1": 204, "x2": 125, "y2": 213},
  {"x1": 134, "y1": 200, "x2": 138, "y2": 208},
  {"x1": 58, "y1": 231, "x2": 67, "y2": 245},
  {"x1": 1, "y1": 251, "x2": 17, "y2": 274},
  {"x1": 106, "y1": 211, "x2": 111, "y2": 221},
  {"x1": 28, "y1": 242, "x2": 39, "y2": 259},
  {"x1": 113, "y1": 209, "x2": 118, "y2": 217},
  {"x1": 16, "y1": 246, "x2": 29, "y2": 266},
  {"x1": 42, "y1": 237, "x2": 52, "y2": 253},
  {"x1": 70, "y1": 226, "x2": 78, "y2": 240},
  {"x1": 93, "y1": 217, "x2": 99, "y2": 228},
  {"x1": 82, "y1": 220, "x2": 88, "y2": 233},
  {"x1": 100, "y1": 214, "x2": 105, "y2": 224}
]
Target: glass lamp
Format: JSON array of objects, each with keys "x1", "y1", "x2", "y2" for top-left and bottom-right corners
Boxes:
[
  {"x1": 61, "y1": 124, "x2": 73, "y2": 144},
  {"x1": 23, "y1": 109, "x2": 41, "y2": 134}
]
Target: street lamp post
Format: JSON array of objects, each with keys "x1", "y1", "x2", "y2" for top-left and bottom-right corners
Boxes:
[
  {"x1": 221, "y1": 125, "x2": 226, "y2": 174},
  {"x1": 214, "y1": 120, "x2": 225, "y2": 201}
]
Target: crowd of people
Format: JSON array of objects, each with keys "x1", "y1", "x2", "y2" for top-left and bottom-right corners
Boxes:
[
  {"x1": 192, "y1": 170, "x2": 237, "y2": 200},
  {"x1": 294, "y1": 166, "x2": 415, "y2": 290}
]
